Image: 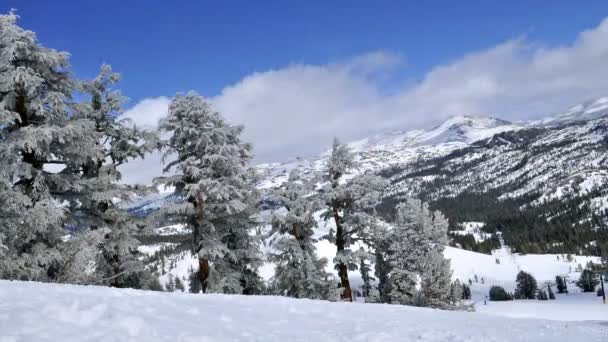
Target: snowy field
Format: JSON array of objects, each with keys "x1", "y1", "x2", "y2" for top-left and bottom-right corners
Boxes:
[{"x1": 0, "y1": 280, "x2": 607, "y2": 342}]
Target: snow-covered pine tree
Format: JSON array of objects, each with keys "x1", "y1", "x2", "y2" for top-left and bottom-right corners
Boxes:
[
  {"x1": 359, "y1": 252, "x2": 375, "y2": 298},
  {"x1": 386, "y1": 204, "x2": 421, "y2": 304},
  {"x1": 417, "y1": 249, "x2": 452, "y2": 308},
  {"x1": 156, "y1": 92, "x2": 262, "y2": 294},
  {"x1": 69, "y1": 64, "x2": 158, "y2": 288},
  {"x1": 321, "y1": 138, "x2": 387, "y2": 301},
  {"x1": 385, "y1": 199, "x2": 451, "y2": 307},
  {"x1": 175, "y1": 276, "x2": 185, "y2": 292},
  {"x1": 449, "y1": 279, "x2": 464, "y2": 305},
  {"x1": 369, "y1": 221, "x2": 392, "y2": 303},
  {"x1": 188, "y1": 266, "x2": 202, "y2": 293},
  {"x1": 0, "y1": 12, "x2": 102, "y2": 281},
  {"x1": 268, "y1": 170, "x2": 333, "y2": 299}
]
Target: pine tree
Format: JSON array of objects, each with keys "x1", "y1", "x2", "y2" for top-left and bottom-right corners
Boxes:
[
  {"x1": 366, "y1": 286, "x2": 382, "y2": 303},
  {"x1": 359, "y1": 254, "x2": 374, "y2": 298},
  {"x1": 175, "y1": 277, "x2": 185, "y2": 292},
  {"x1": 369, "y1": 221, "x2": 392, "y2": 303},
  {"x1": 321, "y1": 139, "x2": 386, "y2": 301},
  {"x1": 0, "y1": 12, "x2": 102, "y2": 281},
  {"x1": 462, "y1": 284, "x2": 472, "y2": 300},
  {"x1": 385, "y1": 199, "x2": 451, "y2": 307},
  {"x1": 268, "y1": 170, "x2": 333, "y2": 300},
  {"x1": 547, "y1": 284, "x2": 555, "y2": 300},
  {"x1": 450, "y1": 279, "x2": 464, "y2": 305},
  {"x1": 556, "y1": 275, "x2": 567, "y2": 294},
  {"x1": 489, "y1": 286, "x2": 512, "y2": 301},
  {"x1": 156, "y1": 92, "x2": 261, "y2": 294},
  {"x1": 515, "y1": 271, "x2": 538, "y2": 299},
  {"x1": 165, "y1": 275, "x2": 175, "y2": 292},
  {"x1": 73, "y1": 64, "x2": 158, "y2": 288},
  {"x1": 188, "y1": 266, "x2": 202, "y2": 293},
  {"x1": 417, "y1": 249, "x2": 452, "y2": 308},
  {"x1": 576, "y1": 269, "x2": 598, "y2": 292}
]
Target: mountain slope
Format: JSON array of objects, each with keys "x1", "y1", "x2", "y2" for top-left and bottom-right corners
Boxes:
[
  {"x1": 381, "y1": 117, "x2": 608, "y2": 254},
  {"x1": 132, "y1": 98, "x2": 608, "y2": 256}
]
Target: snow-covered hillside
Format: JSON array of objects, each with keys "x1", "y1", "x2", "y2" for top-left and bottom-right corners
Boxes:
[
  {"x1": 254, "y1": 114, "x2": 522, "y2": 191},
  {"x1": 141, "y1": 218, "x2": 602, "y2": 303},
  {"x1": 1, "y1": 280, "x2": 606, "y2": 341}
]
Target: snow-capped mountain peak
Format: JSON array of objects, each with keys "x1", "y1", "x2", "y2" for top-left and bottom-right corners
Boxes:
[
  {"x1": 534, "y1": 96, "x2": 608, "y2": 126},
  {"x1": 346, "y1": 114, "x2": 520, "y2": 154},
  {"x1": 414, "y1": 114, "x2": 519, "y2": 146}
]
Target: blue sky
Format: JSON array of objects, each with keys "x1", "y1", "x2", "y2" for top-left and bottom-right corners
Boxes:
[
  {"x1": 3, "y1": 1, "x2": 608, "y2": 183},
  {"x1": 3, "y1": 1, "x2": 606, "y2": 102}
]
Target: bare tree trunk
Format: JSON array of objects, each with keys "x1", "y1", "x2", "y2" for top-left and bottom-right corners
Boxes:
[
  {"x1": 334, "y1": 211, "x2": 352, "y2": 302},
  {"x1": 198, "y1": 257, "x2": 209, "y2": 293}
]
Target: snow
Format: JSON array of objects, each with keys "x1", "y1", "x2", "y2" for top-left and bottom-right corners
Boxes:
[
  {"x1": 138, "y1": 242, "x2": 177, "y2": 256},
  {"x1": 445, "y1": 245, "x2": 601, "y2": 286},
  {"x1": 1, "y1": 280, "x2": 607, "y2": 341},
  {"x1": 154, "y1": 224, "x2": 191, "y2": 236},
  {"x1": 450, "y1": 222, "x2": 491, "y2": 242},
  {"x1": 476, "y1": 293, "x2": 608, "y2": 322}
]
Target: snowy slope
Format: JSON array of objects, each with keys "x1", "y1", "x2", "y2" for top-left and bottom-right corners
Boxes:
[
  {"x1": 255, "y1": 114, "x2": 521, "y2": 190},
  {"x1": 535, "y1": 97, "x2": 608, "y2": 126},
  {"x1": 141, "y1": 218, "x2": 602, "y2": 305},
  {"x1": 1, "y1": 280, "x2": 606, "y2": 341}
]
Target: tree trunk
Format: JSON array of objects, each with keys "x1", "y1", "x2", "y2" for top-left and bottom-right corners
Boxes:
[
  {"x1": 334, "y1": 211, "x2": 352, "y2": 302},
  {"x1": 198, "y1": 257, "x2": 210, "y2": 293}
]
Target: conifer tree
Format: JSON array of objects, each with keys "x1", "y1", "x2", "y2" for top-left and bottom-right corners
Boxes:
[
  {"x1": 449, "y1": 279, "x2": 464, "y2": 305},
  {"x1": 417, "y1": 249, "x2": 452, "y2": 308},
  {"x1": 556, "y1": 275, "x2": 567, "y2": 294},
  {"x1": 175, "y1": 276, "x2": 185, "y2": 292},
  {"x1": 73, "y1": 65, "x2": 158, "y2": 288},
  {"x1": 359, "y1": 254, "x2": 374, "y2": 298},
  {"x1": 386, "y1": 199, "x2": 451, "y2": 306},
  {"x1": 0, "y1": 12, "x2": 101, "y2": 281},
  {"x1": 368, "y1": 221, "x2": 392, "y2": 303},
  {"x1": 156, "y1": 92, "x2": 261, "y2": 294},
  {"x1": 462, "y1": 283, "x2": 472, "y2": 300},
  {"x1": 268, "y1": 170, "x2": 333, "y2": 299},
  {"x1": 321, "y1": 139, "x2": 386, "y2": 301},
  {"x1": 547, "y1": 284, "x2": 555, "y2": 299},
  {"x1": 188, "y1": 266, "x2": 202, "y2": 293},
  {"x1": 515, "y1": 271, "x2": 538, "y2": 299},
  {"x1": 576, "y1": 269, "x2": 599, "y2": 292}
]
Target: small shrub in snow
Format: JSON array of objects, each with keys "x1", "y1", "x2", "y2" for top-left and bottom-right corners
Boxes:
[
  {"x1": 576, "y1": 270, "x2": 598, "y2": 292},
  {"x1": 489, "y1": 286, "x2": 512, "y2": 301},
  {"x1": 555, "y1": 276, "x2": 567, "y2": 294},
  {"x1": 515, "y1": 271, "x2": 537, "y2": 299},
  {"x1": 547, "y1": 285, "x2": 555, "y2": 300},
  {"x1": 462, "y1": 284, "x2": 471, "y2": 300}
]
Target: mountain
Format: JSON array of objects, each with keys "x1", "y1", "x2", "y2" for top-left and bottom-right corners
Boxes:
[
  {"x1": 535, "y1": 97, "x2": 608, "y2": 126},
  {"x1": 131, "y1": 97, "x2": 608, "y2": 256}
]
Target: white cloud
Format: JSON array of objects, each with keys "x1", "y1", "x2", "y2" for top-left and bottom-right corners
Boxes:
[
  {"x1": 120, "y1": 18, "x2": 608, "y2": 184},
  {"x1": 121, "y1": 96, "x2": 170, "y2": 129},
  {"x1": 117, "y1": 97, "x2": 169, "y2": 184}
]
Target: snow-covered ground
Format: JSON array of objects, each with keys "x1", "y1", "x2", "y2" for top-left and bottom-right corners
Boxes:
[
  {"x1": 142, "y1": 218, "x2": 602, "y2": 300},
  {"x1": 476, "y1": 292, "x2": 608, "y2": 321},
  {"x1": 1, "y1": 280, "x2": 606, "y2": 342}
]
